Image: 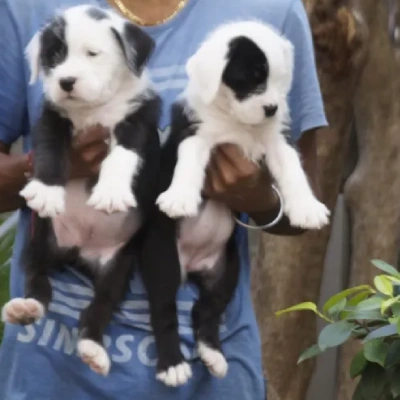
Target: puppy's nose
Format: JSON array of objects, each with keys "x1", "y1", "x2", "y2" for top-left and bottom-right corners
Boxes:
[
  {"x1": 263, "y1": 105, "x2": 278, "y2": 117},
  {"x1": 59, "y1": 77, "x2": 77, "y2": 93}
]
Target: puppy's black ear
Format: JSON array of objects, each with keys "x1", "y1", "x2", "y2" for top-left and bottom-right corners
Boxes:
[{"x1": 112, "y1": 23, "x2": 155, "y2": 74}]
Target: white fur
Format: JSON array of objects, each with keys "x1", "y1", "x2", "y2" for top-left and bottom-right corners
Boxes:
[
  {"x1": 78, "y1": 339, "x2": 111, "y2": 376},
  {"x1": 25, "y1": 6, "x2": 153, "y2": 215},
  {"x1": 87, "y1": 145, "x2": 141, "y2": 213},
  {"x1": 160, "y1": 21, "x2": 330, "y2": 229},
  {"x1": 156, "y1": 362, "x2": 193, "y2": 387},
  {"x1": 198, "y1": 342, "x2": 228, "y2": 378},
  {"x1": 20, "y1": 180, "x2": 65, "y2": 217},
  {"x1": 157, "y1": 136, "x2": 211, "y2": 218},
  {"x1": 2, "y1": 298, "x2": 45, "y2": 324},
  {"x1": 186, "y1": 20, "x2": 294, "y2": 125},
  {"x1": 26, "y1": 5, "x2": 150, "y2": 132},
  {"x1": 263, "y1": 133, "x2": 330, "y2": 229}
]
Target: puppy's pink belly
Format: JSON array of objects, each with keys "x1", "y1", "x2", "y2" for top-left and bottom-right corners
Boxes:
[
  {"x1": 52, "y1": 179, "x2": 141, "y2": 263},
  {"x1": 177, "y1": 200, "x2": 234, "y2": 273}
]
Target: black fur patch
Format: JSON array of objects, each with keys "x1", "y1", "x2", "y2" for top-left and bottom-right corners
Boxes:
[
  {"x1": 111, "y1": 23, "x2": 155, "y2": 74},
  {"x1": 222, "y1": 36, "x2": 268, "y2": 101},
  {"x1": 86, "y1": 7, "x2": 109, "y2": 20},
  {"x1": 40, "y1": 17, "x2": 68, "y2": 74}
]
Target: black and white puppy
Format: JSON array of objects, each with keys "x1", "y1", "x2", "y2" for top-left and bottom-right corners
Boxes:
[
  {"x1": 1, "y1": 5, "x2": 161, "y2": 376},
  {"x1": 140, "y1": 21, "x2": 330, "y2": 387}
]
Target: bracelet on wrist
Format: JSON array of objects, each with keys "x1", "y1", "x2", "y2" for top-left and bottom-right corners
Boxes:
[{"x1": 233, "y1": 184, "x2": 284, "y2": 230}]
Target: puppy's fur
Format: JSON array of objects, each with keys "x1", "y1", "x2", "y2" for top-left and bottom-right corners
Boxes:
[
  {"x1": 140, "y1": 21, "x2": 330, "y2": 387},
  {"x1": 1, "y1": 5, "x2": 161, "y2": 376}
]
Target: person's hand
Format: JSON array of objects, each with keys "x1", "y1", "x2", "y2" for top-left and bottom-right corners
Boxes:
[
  {"x1": 69, "y1": 125, "x2": 110, "y2": 179},
  {"x1": 203, "y1": 144, "x2": 277, "y2": 213}
]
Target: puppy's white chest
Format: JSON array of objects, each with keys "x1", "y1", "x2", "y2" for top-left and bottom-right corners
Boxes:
[
  {"x1": 68, "y1": 101, "x2": 134, "y2": 132},
  {"x1": 199, "y1": 119, "x2": 269, "y2": 161}
]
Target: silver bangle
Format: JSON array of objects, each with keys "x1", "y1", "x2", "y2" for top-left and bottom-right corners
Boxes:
[{"x1": 234, "y1": 184, "x2": 284, "y2": 230}]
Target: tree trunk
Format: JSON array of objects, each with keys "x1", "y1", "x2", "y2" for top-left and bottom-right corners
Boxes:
[
  {"x1": 252, "y1": 1, "x2": 366, "y2": 399},
  {"x1": 338, "y1": 1, "x2": 400, "y2": 398}
]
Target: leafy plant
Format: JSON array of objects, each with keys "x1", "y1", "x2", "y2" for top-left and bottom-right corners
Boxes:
[{"x1": 276, "y1": 260, "x2": 400, "y2": 400}]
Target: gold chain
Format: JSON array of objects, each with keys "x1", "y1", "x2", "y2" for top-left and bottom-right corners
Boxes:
[{"x1": 112, "y1": 0, "x2": 188, "y2": 26}]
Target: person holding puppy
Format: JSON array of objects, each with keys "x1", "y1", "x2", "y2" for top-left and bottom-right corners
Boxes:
[{"x1": 0, "y1": 0, "x2": 327, "y2": 399}]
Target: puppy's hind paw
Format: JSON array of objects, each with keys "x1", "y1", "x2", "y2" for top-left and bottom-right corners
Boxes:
[
  {"x1": 198, "y1": 342, "x2": 228, "y2": 378},
  {"x1": 78, "y1": 339, "x2": 111, "y2": 376},
  {"x1": 2, "y1": 298, "x2": 45, "y2": 325},
  {"x1": 20, "y1": 180, "x2": 65, "y2": 218},
  {"x1": 156, "y1": 362, "x2": 192, "y2": 387}
]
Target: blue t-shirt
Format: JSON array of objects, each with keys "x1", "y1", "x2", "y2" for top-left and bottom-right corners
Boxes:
[{"x1": 0, "y1": 0, "x2": 327, "y2": 399}]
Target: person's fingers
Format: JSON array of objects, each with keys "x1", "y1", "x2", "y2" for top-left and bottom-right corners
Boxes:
[
  {"x1": 80, "y1": 143, "x2": 108, "y2": 164},
  {"x1": 212, "y1": 148, "x2": 238, "y2": 187},
  {"x1": 218, "y1": 143, "x2": 258, "y2": 178},
  {"x1": 206, "y1": 157, "x2": 226, "y2": 195},
  {"x1": 73, "y1": 125, "x2": 109, "y2": 148}
]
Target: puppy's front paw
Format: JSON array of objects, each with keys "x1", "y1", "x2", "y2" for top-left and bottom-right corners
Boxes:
[
  {"x1": 2, "y1": 298, "x2": 45, "y2": 325},
  {"x1": 157, "y1": 187, "x2": 201, "y2": 218},
  {"x1": 78, "y1": 339, "x2": 111, "y2": 376},
  {"x1": 156, "y1": 362, "x2": 192, "y2": 387},
  {"x1": 20, "y1": 180, "x2": 65, "y2": 217},
  {"x1": 285, "y1": 196, "x2": 330, "y2": 229},
  {"x1": 87, "y1": 181, "x2": 137, "y2": 213}
]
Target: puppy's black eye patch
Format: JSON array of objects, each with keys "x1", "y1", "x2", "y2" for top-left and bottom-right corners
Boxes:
[
  {"x1": 222, "y1": 36, "x2": 268, "y2": 101},
  {"x1": 40, "y1": 17, "x2": 68, "y2": 73}
]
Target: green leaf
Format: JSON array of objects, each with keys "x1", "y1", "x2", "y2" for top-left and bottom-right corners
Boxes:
[
  {"x1": 385, "y1": 340, "x2": 400, "y2": 368},
  {"x1": 323, "y1": 286, "x2": 375, "y2": 314},
  {"x1": 297, "y1": 344, "x2": 324, "y2": 364},
  {"x1": 276, "y1": 302, "x2": 318, "y2": 316},
  {"x1": 327, "y1": 298, "x2": 347, "y2": 318},
  {"x1": 391, "y1": 367, "x2": 400, "y2": 397},
  {"x1": 352, "y1": 380, "x2": 366, "y2": 400},
  {"x1": 364, "y1": 339, "x2": 389, "y2": 367},
  {"x1": 345, "y1": 309, "x2": 387, "y2": 321},
  {"x1": 374, "y1": 275, "x2": 394, "y2": 296},
  {"x1": 350, "y1": 350, "x2": 367, "y2": 379},
  {"x1": 356, "y1": 296, "x2": 384, "y2": 312},
  {"x1": 393, "y1": 303, "x2": 400, "y2": 317},
  {"x1": 382, "y1": 296, "x2": 400, "y2": 314},
  {"x1": 354, "y1": 363, "x2": 388, "y2": 400},
  {"x1": 372, "y1": 260, "x2": 400, "y2": 278},
  {"x1": 318, "y1": 321, "x2": 355, "y2": 349},
  {"x1": 348, "y1": 291, "x2": 373, "y2": 307},
  {"x1": 365, "y1": 324, "x2": 397, "y2": 342}
]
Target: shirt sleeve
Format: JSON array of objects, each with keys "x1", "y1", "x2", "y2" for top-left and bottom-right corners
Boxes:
[
  {"x1": 0, "y1": 0, "x2": 27, "y2": 145},
  {"x1": 283, "y1": 0, "x2": 328, "y2": 142}
]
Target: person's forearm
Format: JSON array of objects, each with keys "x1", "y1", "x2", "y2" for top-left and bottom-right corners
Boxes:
[
  {"x1": 0, "y1": 152, "x2": 30, "y2": 212},
  {"x1": 247, "y1": 183, "x2": 305, "y2": 236},
  {"x1": 248, "y1": 129, "x2": 321, "y2": 235}
]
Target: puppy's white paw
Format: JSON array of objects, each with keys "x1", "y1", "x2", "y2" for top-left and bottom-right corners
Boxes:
[
  {"x1": 157, "y1": 187, "x2": 201, "y2": 218},
  {"x1": 156, "y1": 362, "x2": 192, "y2": 387},
  {"x1": 87, "y1": 181, "x2": 137, "y2": 213},
  {"x1": 198, "y1": 342, "x2": 228, "y2": 378},
  {"x1": 20, "y1": 180, "x2": 65, "y2": 217},
  {"x1": 285, "y1": 196, "x2": 330, "y2": 229},
  {"x1": 2, "y1": 298, "x2": 45, "y2": 325},
  {"x1": 78, "y1": 339, "x2": 111, "y2": 376}
]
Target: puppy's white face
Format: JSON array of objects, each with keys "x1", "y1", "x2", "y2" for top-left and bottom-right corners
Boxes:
[
  {"x1": 186, "y1": 21, "x2": 294, "y2": 126},
  {"x1": 26, "y1": 5, "x2": 154, "y2": 110}
]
